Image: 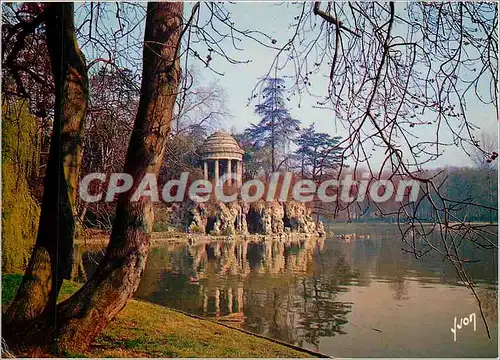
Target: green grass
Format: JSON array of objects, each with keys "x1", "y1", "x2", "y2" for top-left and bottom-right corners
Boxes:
[
  {"x1": 2, "y1": 273, "x2": 313, "y2": 358},
  {"x1": 2, "y1": 273, "x2": 24, "y2": 304},
  {"x1": 2, "y1": 273, "x2": 81, "y2": 305}
]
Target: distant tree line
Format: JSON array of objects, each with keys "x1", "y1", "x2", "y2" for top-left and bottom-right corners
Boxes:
[
  {"x1": 414, "y1": 167, "x2": 498, "y2": 223},
  {"x1": 339, "y1": 167, "x2": 498, "y2": 224}
]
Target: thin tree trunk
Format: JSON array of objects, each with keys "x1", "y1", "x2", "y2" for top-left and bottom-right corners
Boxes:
[
  {"x1": 52, "y1": 2, "x2": 183, "y2": 352},
  {"x1": 271, "y1": 124, "x2": 276, "y2": 172},
  {"x1": 4, "y1": 2, "x2": 88, "y2": 328}
]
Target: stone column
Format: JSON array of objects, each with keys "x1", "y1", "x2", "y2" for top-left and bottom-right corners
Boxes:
[
  {"x1": 236, "y1": 160, "x2": 241, "y2": 187},
  {"x1": 203, "y1": 161, "x2": 208, "y2": 180},
  {"x1": 214, "y1": 159, "x2": 219, "y2": 185},
  {"x1": 241, "y1": 161, "x2": 244, "y2": 184},
  {"x1": 227, "y1": 159, "x2": 232, "y2": 186}
]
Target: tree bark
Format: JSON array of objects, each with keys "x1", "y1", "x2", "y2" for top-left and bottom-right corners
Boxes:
[
  {"x1": 52, "y1": 2, "x2": 183, "y2": 353},
  {"x1": 3, "y1": 2, "x2": 88, "y2": 328}
]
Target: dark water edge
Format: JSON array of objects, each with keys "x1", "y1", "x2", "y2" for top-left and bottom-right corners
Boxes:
[{"x1": 75, "y1": 224, "x2": 498, "y2": 357}]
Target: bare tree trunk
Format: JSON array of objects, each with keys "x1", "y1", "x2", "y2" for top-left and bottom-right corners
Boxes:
[
  {"x1": 4, "y1": 2, "x2": 88, "y2": 327},
  {"x1": 271, "y1": 122, "x2": 276, "y2": 172},
  {"x1": 52, "y1": 2, "x2": 183, "y2": 352}
]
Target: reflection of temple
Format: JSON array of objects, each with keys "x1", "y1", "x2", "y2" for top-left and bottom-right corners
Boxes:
[
  {"x1": 187, "y1": 241, "x2": 251, "y2": 279},
  {"x1": 75, "y1": 231, "x2": 498, "y2": 353},
  {"x1": 201, "y1": 284, "x2": 246, "y2": 322},
  {"x1": 185, "y1": 238, "x2": 324, "y2": 281},
  {"x1": 181, "y1": 238, "x2": 324, "y2": 322},
  {"x1": 78, "y1": 237, "x2": 350, "y2": 350}
]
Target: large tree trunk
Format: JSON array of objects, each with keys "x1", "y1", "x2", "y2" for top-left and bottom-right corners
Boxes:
[
  {"x1": 3, "y1": 2, "x2": 88, "y2": 328},
  {"x1": 52, "y1": 2, "x2": 183, "y2": 353}
]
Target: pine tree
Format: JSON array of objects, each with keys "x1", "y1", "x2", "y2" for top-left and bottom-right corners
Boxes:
[
  {"x1": 245, "y1": 77, "x2": 300, "y2": 171},
  {"x1": 295, "y1": 124, "x2": 343, "y2": 180}
]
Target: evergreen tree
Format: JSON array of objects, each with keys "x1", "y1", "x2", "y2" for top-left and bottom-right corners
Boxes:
[
  {"x1": 245, "y1": 77, "x2": 300, "y2": 171},
  {"x1": 295, "y1": 124, "x2": 343, "y2": 180}
]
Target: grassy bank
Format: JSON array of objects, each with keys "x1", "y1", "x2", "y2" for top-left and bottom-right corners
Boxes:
[{"x1": 2, "y1": 274, "x2": 314, "y2": 358}]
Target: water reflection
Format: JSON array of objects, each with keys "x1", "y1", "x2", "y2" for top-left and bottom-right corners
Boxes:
[
  {"x1": 134, "y1": 238, "x2": 355, "y2": 349},
  {"x1": 74, "y1": 229, "x2": 498, "y2": 357}
]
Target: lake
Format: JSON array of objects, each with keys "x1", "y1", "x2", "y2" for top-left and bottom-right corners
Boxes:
[{"x1": 77, "y1": 224, "x2": 498, "y2": 357}]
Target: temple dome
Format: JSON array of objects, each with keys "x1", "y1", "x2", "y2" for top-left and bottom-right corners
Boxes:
[{"x1": 199, "y1": 131, "x2": 244, "y2": 160}]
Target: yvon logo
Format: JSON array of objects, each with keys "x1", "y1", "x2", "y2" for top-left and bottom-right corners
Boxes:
[{"x1": 451, "y1": 313, "x2": 476, "y2": 342}]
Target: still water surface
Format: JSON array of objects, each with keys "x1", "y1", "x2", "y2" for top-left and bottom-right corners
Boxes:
[{"x1": 80, "y1": 224, "x2": 498, "y2": 357}]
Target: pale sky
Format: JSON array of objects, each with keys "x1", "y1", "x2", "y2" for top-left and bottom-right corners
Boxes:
[
  {"x1": 77, "y1": 2, "x2": 499, "y2": 169},
  {"x1": 189, "y1": 3, "x2": 498, "y2": 170}
]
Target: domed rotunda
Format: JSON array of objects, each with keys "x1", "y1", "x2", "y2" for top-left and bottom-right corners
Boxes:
[{"x1": 199, "y1": 132, "x2": 244, "y2": 186}]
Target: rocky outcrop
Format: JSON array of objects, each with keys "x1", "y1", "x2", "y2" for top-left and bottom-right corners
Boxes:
[
  {"x1": 170, "y1": 200, "x2": 207, "y2": 233},
  {"x1": 283, "y1": 201, "x2": 324, "y2": 234},
  {"x1": 172, "y1": 199, "x2": 324, "y2": 236},
  {"x1": 247, "y1": 200, "x2": 284, "y2": 235},
  {"x1": 210, "y1": 201, "x2": 248, "y2": 236}
]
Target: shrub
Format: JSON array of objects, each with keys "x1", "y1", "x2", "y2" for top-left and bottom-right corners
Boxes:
[{"x1": 2, "y1": 101, "x2": 40, "y2": 272}]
